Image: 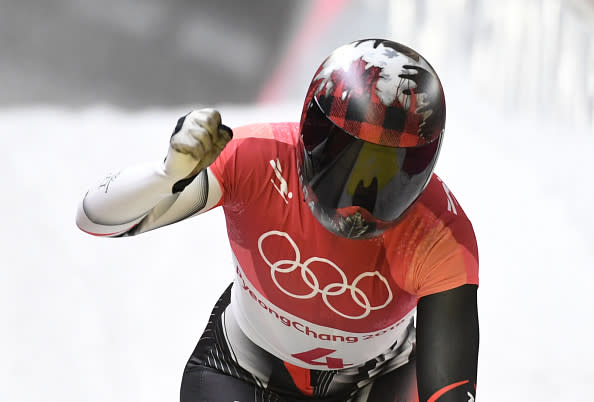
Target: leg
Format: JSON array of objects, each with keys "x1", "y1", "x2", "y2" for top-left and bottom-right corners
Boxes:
[
  {"x1": 179, "y1": 284, "x2": 285, "y2": 402},
  {"x1": 181, "y1": 365, "x2": 282, "y2": 402},
  {"x1": 352, "y1": 359, "x2": 418, "y2": 402}
]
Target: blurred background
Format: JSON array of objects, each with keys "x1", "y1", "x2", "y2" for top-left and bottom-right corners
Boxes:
[
  {"x1": 2, "y1": 0, "x2": 593, "y2": 128},
  {"x1": 1, "y1": 0, "x2": 593, "y2": 401}
]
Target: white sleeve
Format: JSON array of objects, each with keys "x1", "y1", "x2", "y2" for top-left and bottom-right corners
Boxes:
[{"x1": 76, "y1": 163, "x2": 222, "y2": 237}]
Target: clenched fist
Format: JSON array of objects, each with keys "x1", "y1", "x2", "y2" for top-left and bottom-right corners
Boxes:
[{"x1": 163, "y1": 109, "x2": 233, "y2": 180}]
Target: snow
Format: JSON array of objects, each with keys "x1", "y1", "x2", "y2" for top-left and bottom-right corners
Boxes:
[{"x1": 0, "y1": 99, "x2": 592, "y2": 401}]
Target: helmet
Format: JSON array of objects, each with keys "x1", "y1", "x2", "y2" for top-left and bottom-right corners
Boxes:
[{"x1": 297, "y1": 39, "x2": 446, "y2": 239}]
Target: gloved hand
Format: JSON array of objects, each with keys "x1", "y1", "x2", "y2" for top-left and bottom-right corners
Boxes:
[{"x1": 163, "y1": 108, "x2": 233, "y2": 180}]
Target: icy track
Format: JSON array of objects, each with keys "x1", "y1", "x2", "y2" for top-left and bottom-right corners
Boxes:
[{"x1": 1, "y1": 101, "x2": 592, "y2": 401}]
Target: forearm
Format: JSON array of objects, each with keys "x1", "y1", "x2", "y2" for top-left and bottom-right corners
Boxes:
[
  {"x1": 416, "y1": 284, "x2": 479, "y2": 401},
  {"x1": 76, "y1": 162, "x2": 179, "y2": 236}
]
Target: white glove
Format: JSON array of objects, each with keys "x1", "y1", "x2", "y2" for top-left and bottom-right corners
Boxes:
[{"x1": 163, "y1": 108, "x2": 233, "y2": 180}]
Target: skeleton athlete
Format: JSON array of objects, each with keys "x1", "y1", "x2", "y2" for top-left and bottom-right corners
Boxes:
[{"x1": 77, "y1": 39, "x2": 479, "y2": 402}]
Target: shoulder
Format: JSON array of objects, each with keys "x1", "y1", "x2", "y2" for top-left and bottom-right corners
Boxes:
[
  {"x1": 388, "y1": 174, "x2": 476, "y2": 243},
  {"x1": 384, "y1": 174, "x2": 479, "y2": 297},
  {"x1": 212, "y1": 121, "x2": 299, "y2": 164},
  {"x1": 209, "y1": 122, "x2": 300, "y2": 204},
  {"x1": 415, "y1": 174, "x2": 477, "y2": 253},
  {"x1": 229, "y1": 122, "x2": 299, "y2": 144}
]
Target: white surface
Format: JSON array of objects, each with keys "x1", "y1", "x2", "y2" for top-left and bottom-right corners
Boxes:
[{"x1": 0, "y1": 99, "x2": 592, "y2": 401}]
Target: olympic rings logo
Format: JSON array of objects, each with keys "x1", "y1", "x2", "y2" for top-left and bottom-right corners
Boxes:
[{"x1": 257, "y1": 231, "x2": 393, "y2": 319}]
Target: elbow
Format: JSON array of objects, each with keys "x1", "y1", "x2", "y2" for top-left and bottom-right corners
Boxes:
[{"x1": 75, "y1": 198, "x2": 139, "y2": 237}]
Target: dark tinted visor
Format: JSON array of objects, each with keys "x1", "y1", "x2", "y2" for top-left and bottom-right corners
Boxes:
[{"x1": 301, "y1": 99, "x2": 441, "y2": 222}]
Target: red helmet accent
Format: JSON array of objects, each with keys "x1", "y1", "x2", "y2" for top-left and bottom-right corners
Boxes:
[{"x1": 300, "y1": 39, "x2": 445, "y2": 148}]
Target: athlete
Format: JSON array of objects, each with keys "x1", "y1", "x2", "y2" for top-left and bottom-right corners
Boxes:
[{"x1": 77, "y1": 39, "x2": 479, "y2": 401}]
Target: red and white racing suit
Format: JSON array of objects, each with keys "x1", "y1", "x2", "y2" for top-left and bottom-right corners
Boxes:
[{"x1": 77, "y1": 122, "x2": 479, "y2": 402}]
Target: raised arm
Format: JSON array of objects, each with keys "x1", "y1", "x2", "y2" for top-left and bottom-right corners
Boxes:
[{"x1": 76, "y1": 109, "x2": 232, "y2": 237}]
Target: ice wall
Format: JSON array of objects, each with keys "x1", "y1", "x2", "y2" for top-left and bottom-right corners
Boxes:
[{"x1": 388, "y1": 0, "x2": 594, "y2": 134}]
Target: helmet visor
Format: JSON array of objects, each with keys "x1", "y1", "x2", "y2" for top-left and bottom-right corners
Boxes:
[{"x1": 301, "y1": 99, "x2": 441, "y2": 223}]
